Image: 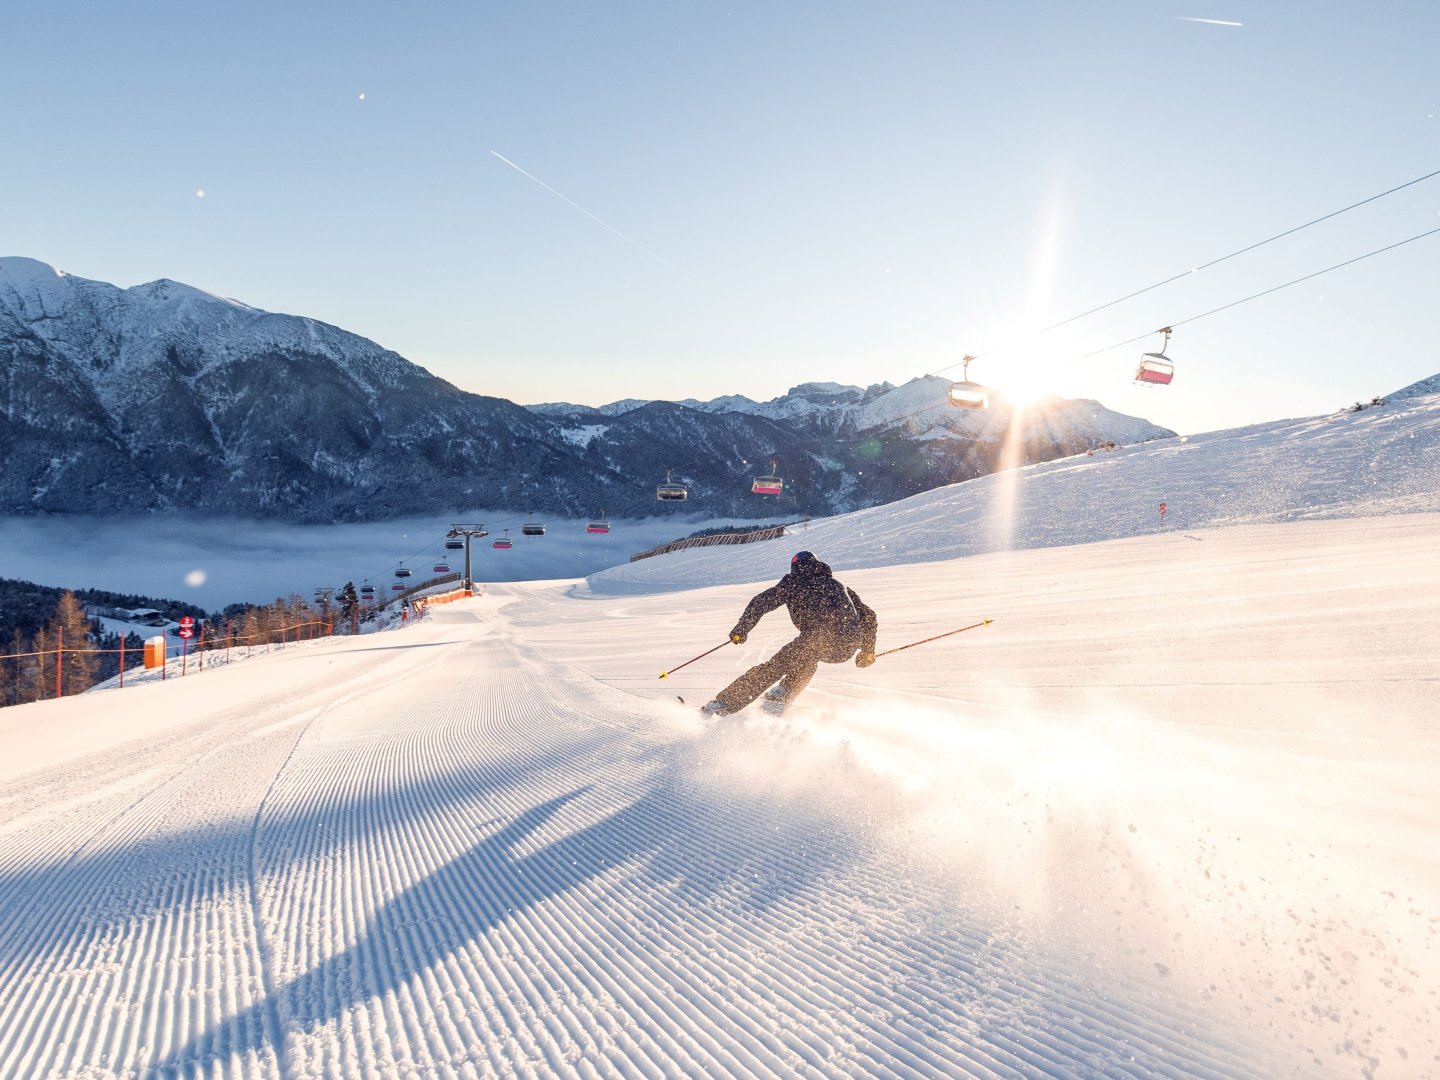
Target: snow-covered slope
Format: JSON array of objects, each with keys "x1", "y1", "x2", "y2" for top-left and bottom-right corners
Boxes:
[
  {"x1": 594, "y1": 385, "x2": 1440, "y2": 590},
  {"x1": 1389, "y1": 371, "x2": 1440, "y2": 399},
  {"x1": 0, "y1": 391, "x2": 1437, "y2": 1077}
]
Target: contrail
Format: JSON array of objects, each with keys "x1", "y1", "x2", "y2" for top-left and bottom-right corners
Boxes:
[
  {"x1": 489, "y1": 150, "x2": 689, "y2": 278},
  {"x1": 1174, "y1": 16, "x2": 1243, "y2": 25}
]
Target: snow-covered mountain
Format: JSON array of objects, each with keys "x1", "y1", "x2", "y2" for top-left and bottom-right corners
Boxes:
[
  {"x1": 2, "y1": 257, "x2": 1173, "y2": 522},
  {"x1": 535, "y1": 377, "x2": 1169, "y2": 443}
]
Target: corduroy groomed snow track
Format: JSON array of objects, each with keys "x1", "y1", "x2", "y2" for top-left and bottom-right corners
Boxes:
[
  {"x1": 3, "y1": 501, "x2": 1439, "y2": 1078},
  {"x1": 0, "y1": 594, "x2": 1272, "y2": 1080}
]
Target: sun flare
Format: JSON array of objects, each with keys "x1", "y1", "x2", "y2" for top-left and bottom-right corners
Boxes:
[
  {"x1": 988, "y1": 362, "x2": 1065, "y2": 407},
  {"x1": 992, "y1": 378, "x2": 1051, "y2": 407}
]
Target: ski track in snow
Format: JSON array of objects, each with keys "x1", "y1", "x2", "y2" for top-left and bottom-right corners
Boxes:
[{"x1": 0, "y1": 595, "x2": 1286, "y2": 1079}]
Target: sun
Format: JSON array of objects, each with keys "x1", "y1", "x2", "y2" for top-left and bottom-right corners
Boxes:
[{"x1": 987, "y1": 361, "x2": 1065, "y2": 407}]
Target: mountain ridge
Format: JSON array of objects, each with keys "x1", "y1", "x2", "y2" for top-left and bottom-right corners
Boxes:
[{"x1": 2, "y1": 257, "x2": 1177, "y2": 523}]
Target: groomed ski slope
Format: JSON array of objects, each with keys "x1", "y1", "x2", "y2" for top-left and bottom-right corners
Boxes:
[{"x1": 0, "y1": 393, "x2": 1437, "y2": 1079}]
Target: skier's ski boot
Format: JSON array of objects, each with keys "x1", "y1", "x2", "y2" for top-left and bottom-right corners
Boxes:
[
  {"x1": 699, "y1": 700, "x2": 732, "y2": 717},
  {"x1": 761, "y1": 685, "x2": 791, "y2": 716}
]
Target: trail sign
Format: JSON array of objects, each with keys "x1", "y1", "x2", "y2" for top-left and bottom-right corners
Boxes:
[
  {"x1": 177, "y1": 626, "x2": 194, "y2": 639},
  {"x1": 179, "y1": 616, "x2": 195, "y2": 629}
]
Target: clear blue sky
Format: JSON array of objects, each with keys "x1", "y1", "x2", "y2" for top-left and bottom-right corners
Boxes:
[{"x1": 3, "y1": 1, "x2": 1437, "y2": 435}]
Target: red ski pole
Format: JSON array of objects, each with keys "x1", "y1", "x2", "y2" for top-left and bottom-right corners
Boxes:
[
  {"x1": 659, "y1": 640, "x2": 732, "y2": 680},
  {"x1": 872, "y1": 618, "x2": 992, "y2": 660}
]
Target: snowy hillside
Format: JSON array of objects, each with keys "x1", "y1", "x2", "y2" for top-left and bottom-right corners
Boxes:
[
  {"x1": 595, "y1": 385, "x2": 1440, "y2": 590},
  {"x1": 0, "y1": 383, "x2": 1436, "y2": 1078},
  {"x1": 1390, "y1": 371, "x2": 1440, "y2": 400}
]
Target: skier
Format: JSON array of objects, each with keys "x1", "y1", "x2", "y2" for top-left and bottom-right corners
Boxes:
[{"x1": 701, "y1": 550, "x2": 877, "y2": 716}]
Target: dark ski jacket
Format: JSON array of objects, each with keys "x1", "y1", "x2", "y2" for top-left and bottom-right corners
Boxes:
[{"x1": 732, "y1": 558, "x2": 877, "y2": 652}]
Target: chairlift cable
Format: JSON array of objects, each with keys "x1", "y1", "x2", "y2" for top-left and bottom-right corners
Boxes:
[
  {"x1": 929, "y1": 165, "x2": 1440, "y2": 378},
  {"x1": 359, "y1": 532, "x2": 469, "y2": 591},
  {"x1": 1019, "y1": 166, "x2": 1440, "y2": 344},
  {"x1": 1066, "y1": 223, "x2": 1440, "y2": 365},
  {"x1": 875, "y1": 222, "x2": 1440, "y2": 430}
]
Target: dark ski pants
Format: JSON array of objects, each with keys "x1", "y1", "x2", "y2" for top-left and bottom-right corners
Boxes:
[{"x1": 715, "y1": 631, "x2": 857, "y2": 712}]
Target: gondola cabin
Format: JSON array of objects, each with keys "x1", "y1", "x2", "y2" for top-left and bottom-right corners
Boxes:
[
  {"x1": 751, "y1": 459, "x2": 783, "y2": 496},
  {"x1": 947, "y1": 381, "x2": 989, "y2": 409},
  {"x1": 657, "y1": 467, "x2": 688, "y2": 502},
  {"x1": 1135, "y1": 328, "x2": 1175, "y2": 386},
  {"x1": 586, "y1": 513, "x2": 611, "y2": 534},
  {"x1": 493, "y1": 537, "x2": 512, "y2": 550},
  {"x1": 391, "y1": 583, "x2": 405, "y2": 592},
  {"x1": 444, "y1": 539, "x2": 464, "y2": 551},
  {"x1": 432, "y1": 562, "x2": 450, "y2": 573},
  {"x1": 360, "y1": 585, "x2": 375, "y2": 599},
  {"x1": 946, "y1": 355, "x2": 988, "y2": 410},
  {"x1": 521, "y1": 522, "x2": 546, "y2": 537},
  {"x1": 394, "y1": 565, "x2": 412, "y2": 579}
]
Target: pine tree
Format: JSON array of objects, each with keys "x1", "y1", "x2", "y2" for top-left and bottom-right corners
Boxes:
[
  {"x1": 3, "y1": 628, "x2": 24, "y2": 706},
  {"x1": 122, "y1": 632, "x2": 144, "y2": 677},
  {"x1": 95, "y1": 629, "x2": 120, "y2": 683},
  {"x1": 287, "y1": 594, "x2": 310, "y2": 638},
  {"x1": 241, "y1": 608, "x2": 263, "y2": 654},
  {"x1": 20, "y1": 626, "x2": 50, "y2": 703},
  {"x1": 48, "y1": 591, "x2": 99, "y2": 696},
  {"x1": 338, "y1": 581, "x2": 359, "y2": 626}
]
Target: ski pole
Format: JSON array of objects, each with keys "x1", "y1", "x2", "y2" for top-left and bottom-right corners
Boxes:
[
  {"x1": 659, "y1": 640, "x2": 731, "y2": 679},
  {"x1": 872, "y1": 618, "x2": 992, "y2": 660}
]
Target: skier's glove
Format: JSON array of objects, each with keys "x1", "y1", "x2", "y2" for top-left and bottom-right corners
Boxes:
[
  {"x1": 729, "y1": 630, "x2": 747, "y2": 645},
  {"x1": 855, "y1": 651, "x2": 876, "y2": 668}
]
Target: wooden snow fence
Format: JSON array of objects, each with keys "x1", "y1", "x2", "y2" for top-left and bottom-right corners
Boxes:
[
  {"x1": 374, "y1": 573, "x2": 462, "y2": 612},
  {"x1": 629, "y1": 521, "x2": 803, "y2": 564}
]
